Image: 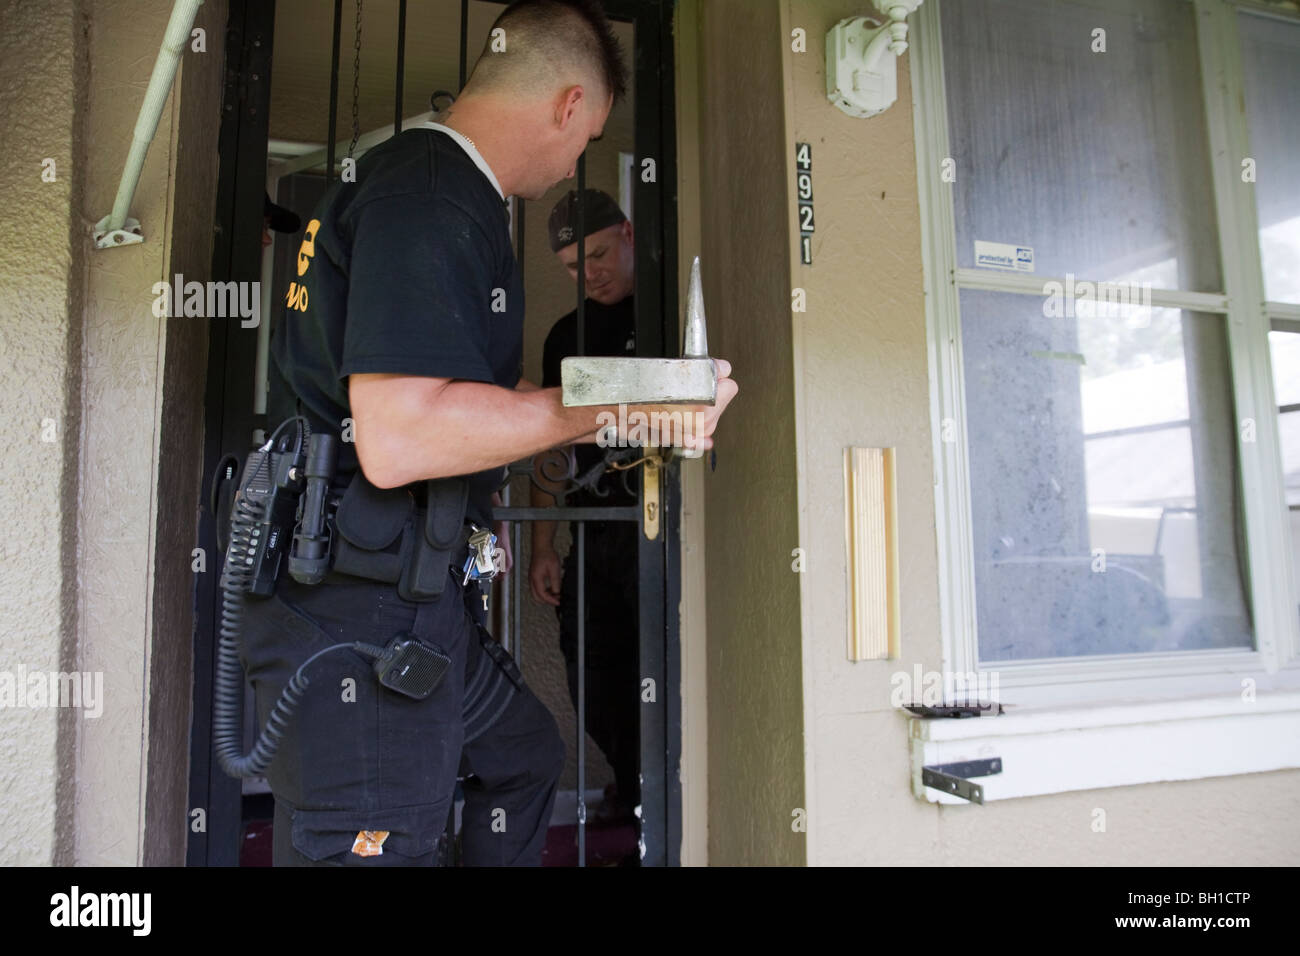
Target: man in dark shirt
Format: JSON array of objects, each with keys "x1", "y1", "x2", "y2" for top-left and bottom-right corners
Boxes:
[
  {"x1": 530, "y1": 189, "x2": 640, "y2": 826},
  {"x1": 242, "y1": 0, "x2": 738, "y2": 867},
  {"x1": 265, "y1": 119, "x2": 522, "y2": 528}
]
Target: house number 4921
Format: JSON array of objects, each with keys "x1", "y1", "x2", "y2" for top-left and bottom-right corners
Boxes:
[{"x1": 795, "y1": 142, "x2": 814, "y2": 264}]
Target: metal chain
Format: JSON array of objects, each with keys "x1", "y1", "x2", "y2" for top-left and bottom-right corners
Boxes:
[{"x1": 348, "y1": 0, "x2": 363, "y2": 159}]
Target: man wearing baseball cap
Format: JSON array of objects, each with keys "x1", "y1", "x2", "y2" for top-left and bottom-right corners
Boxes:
[{"x1": 531, "y1": 188, "x2": 641, "y2": 836}]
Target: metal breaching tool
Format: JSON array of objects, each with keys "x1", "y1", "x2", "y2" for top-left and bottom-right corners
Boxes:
[
  {"x1": 559, "y1": 256, "x2": 717, "y2": 540},
  {"x1": 560, "y1": 256, "x2": 717, "y2": 407}
]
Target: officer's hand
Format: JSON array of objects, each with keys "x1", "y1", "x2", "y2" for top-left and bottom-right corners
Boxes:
[
  {"x1": 693, "y1": 358, "x2": 738, "y2": 451},
  {"x1": 635, "y1": 358, "x2": 737, "y2": 453},
  {"x1": 530, "y1": 547, "x2": 563, "y2": 606}
]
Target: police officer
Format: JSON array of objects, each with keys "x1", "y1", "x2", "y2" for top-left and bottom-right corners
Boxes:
[
  {"x1": 244, "y1": 0, "x2": 737, "y2": 867},
  {"x1": 530, "y1": 189, "x2": 640, "y2": 826}
]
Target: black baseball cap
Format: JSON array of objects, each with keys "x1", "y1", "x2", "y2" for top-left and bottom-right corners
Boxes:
[
  {"x1": 547, "y1": 189, "x2": 627, "y2": 252},
  {"x1": 264, "y1": 193, "x2": 301, "y2": 234}
]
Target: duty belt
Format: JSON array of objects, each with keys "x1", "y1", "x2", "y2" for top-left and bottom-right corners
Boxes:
[{"x1": 326, "y1": 471, "x2": 478, "y2": 602}]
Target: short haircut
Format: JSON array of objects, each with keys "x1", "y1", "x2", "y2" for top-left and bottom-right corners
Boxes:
[{"x1": 468, "y1": 0, "x2": 628, "y2": 106}]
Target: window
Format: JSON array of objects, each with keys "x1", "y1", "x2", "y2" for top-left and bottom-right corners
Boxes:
[
  {"x1": 908, "y1": 0, "x2": 1300, "y2": 801},
  {"x1": 1240, "y1": 7, "x2": 1300, "y2": 629},
  {"x1": 1267, "y1": 326, "x2": 1300, "y2": 620},
  {"x1": 913, "y1": 0, "x2": 1300, "y2": 700},
  {"x1": 1239, "y1": 10, "x2": 1300, "y2": 307}
]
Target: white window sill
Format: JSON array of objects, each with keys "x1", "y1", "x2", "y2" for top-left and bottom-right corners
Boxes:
[{"x1": 906, "y1": 691, "x2": 1300, "y2": 804}]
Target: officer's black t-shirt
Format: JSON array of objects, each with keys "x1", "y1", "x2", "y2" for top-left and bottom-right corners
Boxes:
[
  {"x1": 541, "y1": 295, "x2": 638, "y2": 507},
  {"x1": 267, "y1": 126, "x2": 523, "y2": 526}
]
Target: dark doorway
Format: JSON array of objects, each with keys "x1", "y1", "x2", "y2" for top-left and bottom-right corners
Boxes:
[{"x1": 188, "y1": 0, "x2": 682, "y2": 867}]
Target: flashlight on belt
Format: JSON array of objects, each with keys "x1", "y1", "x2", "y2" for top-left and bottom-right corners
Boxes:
[{"x1": 288, "y1": 432, "x2": 338, "y2": 585}]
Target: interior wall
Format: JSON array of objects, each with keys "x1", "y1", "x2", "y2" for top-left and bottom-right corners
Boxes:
[
  {"x1": 0, "y1": 0, "x2": 89, "y2": 866},
  {"x1": 697, "y1": 0, "x2": 806, "y2": 866},
  {"x1": 269, "y1": 0, "x2": 498, "y2": 144}
]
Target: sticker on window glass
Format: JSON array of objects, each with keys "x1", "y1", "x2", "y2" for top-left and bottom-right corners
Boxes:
[{"x1": 974, "y1": 240, "x2": 1034, "y2": 272}]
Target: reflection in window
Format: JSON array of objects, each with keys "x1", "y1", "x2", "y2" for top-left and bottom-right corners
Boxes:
[
  {"x1": 960, "y1": 291, "x2": 1254, "y2": 662},
  {"x1": 1268, "y1": 330, "x2": 1300, "y2": 623},
  {"x1": 941, "y1": 0, "x2": 1222, "y2": 292},
  {"x1": 1240, "y1": 13, "x2": 1300, "y2": 305}
]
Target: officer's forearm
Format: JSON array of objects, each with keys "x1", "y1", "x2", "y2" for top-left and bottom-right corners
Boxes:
[{"x1": 350, "y1": 374, "x2": 615, "y2": 489}]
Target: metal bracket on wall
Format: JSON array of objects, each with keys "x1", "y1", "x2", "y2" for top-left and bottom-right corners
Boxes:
[
  {"x1": 93, "y1": 215, "x2": 145, "y2": 249},
  {"x1": 922, "y1": 757, "x2": 1002, "y2": 804}
]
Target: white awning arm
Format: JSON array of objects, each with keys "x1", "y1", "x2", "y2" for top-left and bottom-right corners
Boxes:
[{"x1": 93, "y1": 0, "x2": 204, "y2": 249}]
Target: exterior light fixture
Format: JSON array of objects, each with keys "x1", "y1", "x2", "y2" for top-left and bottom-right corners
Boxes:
[{"x1": 826, "y1": 1, "x2": 925, "y2": 118}]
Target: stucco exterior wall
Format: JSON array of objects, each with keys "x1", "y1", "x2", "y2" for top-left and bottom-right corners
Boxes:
[
  {"x1": 781, "y1": 0, "x2": 942, "y2": 868},
  {"x1": 696, "y1": 0, "x2": 807, "y2": 866},
  {"x1": 781, "y1": 0, "x2": 1300, "y2": 866},
  {"x1": 1, "y1": 0, "x2": 222, "y2": 865},
  {"x1": 0, "y1": 0, "x2": 89, "y2": 866}
]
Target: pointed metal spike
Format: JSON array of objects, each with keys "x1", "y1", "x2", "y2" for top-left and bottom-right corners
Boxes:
[
  {"x1": 683, "y1": 256, "x2": 708, "y2": 359},
  {"x1": 560, "y1": 256, "x2": 719, "y2": 407}
]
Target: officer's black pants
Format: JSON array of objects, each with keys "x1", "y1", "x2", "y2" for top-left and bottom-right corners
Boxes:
[
  {"x1": 239, "y1": 567, "x2": 565, "y2": 866},
  {"x1": 557, "y1": 521, "x2": 641, "y2": 807}
]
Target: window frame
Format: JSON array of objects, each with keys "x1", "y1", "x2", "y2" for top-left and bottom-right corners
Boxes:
[{"x1": 910, "y1": 0, "x2": 1300, "y2": 711}]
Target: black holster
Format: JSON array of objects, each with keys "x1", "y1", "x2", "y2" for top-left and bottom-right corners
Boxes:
[{"x1": 330, "y1": 471, "x2": 469, "y2": 602}]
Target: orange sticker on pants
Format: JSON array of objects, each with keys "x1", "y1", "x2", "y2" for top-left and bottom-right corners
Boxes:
[{"x1": 351, "y1": 830, "x2": 391, "y2": 857}]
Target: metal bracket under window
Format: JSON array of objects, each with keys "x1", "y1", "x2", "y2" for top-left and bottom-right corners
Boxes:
[{"x1": 921, "y1": 758, "x2": 1002, "y2": 804}]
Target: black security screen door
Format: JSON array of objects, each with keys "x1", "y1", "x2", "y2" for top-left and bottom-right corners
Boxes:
[{"x1": 189, "y1": 0, "x2": 682, "y2": 867}]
